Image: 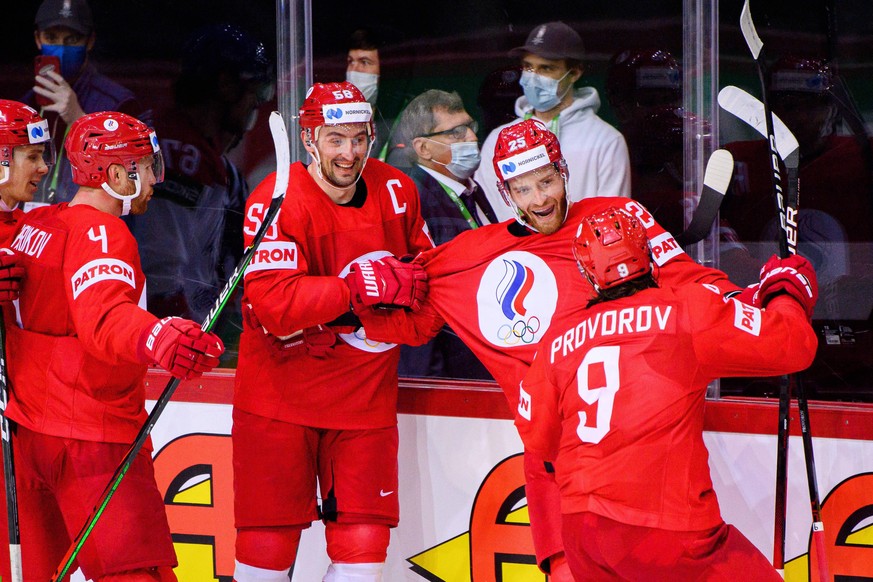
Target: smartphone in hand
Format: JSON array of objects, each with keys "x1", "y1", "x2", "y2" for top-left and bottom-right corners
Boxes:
[{"x1": 34, "y1": 55, "x2": 61, "y2": 107}]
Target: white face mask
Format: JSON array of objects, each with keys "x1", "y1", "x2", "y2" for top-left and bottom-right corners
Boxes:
[
  {"x1": 427, "y1": 139, "x2": 481, "y2": 179},
  {"x1": 346, "y1": 71, "x2": 379, "y2": 103},
  {"x1": 519, "y1": 70, "x2": 572, "y2": 111}
]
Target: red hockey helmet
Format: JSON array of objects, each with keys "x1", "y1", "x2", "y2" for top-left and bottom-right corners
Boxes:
[
  {"x1": 67, "y1": 111, "x2": 163, "y2": 214},
  {"x1": 768, "y1": 55, "x2": 833, "y2": 95},
  {"x1": 606, "y1": 48, "x2": 681, "y2": 109},
  {"x1": 298, "y1": 82, "x2": 374, "y2": 141},
  {"x1": 492, "y1": 119, "x2": 567, "y2": 218},
  {"x1": 0, "y1": 99, "x2": 55, "y2": 168},
  {"x1": 572, "y1": 207, "x2": 651, "y2": 291}
]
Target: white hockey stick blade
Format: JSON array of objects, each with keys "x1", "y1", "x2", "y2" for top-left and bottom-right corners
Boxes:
[
  {"x1": 269, "y1": 111, "x2": 291, "y2": 201},
  {"x1": 740, "y1": 0, "x2": 763, "y2": 60},
  {"x1": 703, "y1": 149, "x2": 734, "y2": 195},
  {"x1": 718, "y1": 86, "x2": 800, "y2": 161},
  {"x1": 675, "y1": 149, "x2": 733, "y2": 246}
]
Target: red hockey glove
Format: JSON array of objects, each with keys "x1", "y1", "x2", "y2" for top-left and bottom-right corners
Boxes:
[
  {"x1": 345, "y1": 256, "x2": 428, "y2": 312},
  {"x1": 243, "y1": 303, "x2": 336, "y2": 359},
  {"x1": 0, "y1": 248, "x2": 24, "y2": 303},
  {"x1": 755, "y1": 254, "x2": 819, "y2": 318},
  {"x1": 139, "y1": 317, "x2": 225, "y2": 379}
]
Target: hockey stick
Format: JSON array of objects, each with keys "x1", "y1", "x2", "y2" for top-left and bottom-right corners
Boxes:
[
  {"x1": 738, "y1": 5, "x2": 829, "y2": 579},
  {"x1": 51, "y1": 111, "x2": 291, "y2": 582},
  {"x1": 675, "y1": 149, "x2": 733, "y2": 247},
  {"x1": 0, "y1": 310, "x2": 22, "y2": 582}
]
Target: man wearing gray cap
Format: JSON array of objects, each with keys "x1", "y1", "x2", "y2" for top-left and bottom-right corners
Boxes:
[
  {"x1": 26, "y1": 0, "x2": 150, "y2": 204},
  {"x1": 475, "y1": 21, "x2": 631, "y2": 223}
]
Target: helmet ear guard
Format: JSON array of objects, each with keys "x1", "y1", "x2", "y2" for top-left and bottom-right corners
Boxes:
[{"x1": 572, "y1": 207, "x2": 652, "y2": 292}]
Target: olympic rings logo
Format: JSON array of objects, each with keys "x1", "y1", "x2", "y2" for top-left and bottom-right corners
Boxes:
[
  {"x1": 353, "y1": 326, "x2": 383, "y2": 348},
  {"x1": 496, "y1": 316, "x2": 541, "y2": 345}
]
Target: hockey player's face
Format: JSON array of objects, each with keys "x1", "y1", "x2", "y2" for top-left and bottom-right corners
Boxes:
[
  {"x1": 314, "y1": 124, "x2": 370, "y2": 188},
  {"x1": 128, "y1": 155, "x2": 159, "y2": 215},
  {"x1": 0, "y1": 145, "x2": 49, "y2": 204},
  {"x1": 507, "y1": 165, "x2": 568, "y2": 234}
]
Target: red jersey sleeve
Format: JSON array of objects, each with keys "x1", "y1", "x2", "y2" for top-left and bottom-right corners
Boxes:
[
  {"x1": 687, "y1": 285, "x2": 818, "y2": 377},
  {"x1": 242, "y1": 169, "x2": 352, "y2": 335},
  {"x1": 515, "y1": 351, "x2": 562, "y2": 461},
  {"x1": 63, "y1": 214, "x2": 157, "y2": 364}
]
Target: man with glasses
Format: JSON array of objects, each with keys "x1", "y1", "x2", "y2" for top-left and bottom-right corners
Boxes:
[
  {"x1": 393, "y1": 89, "x2": 496, "y2": 378},
  {"x1": 475, "y1": 21, "x2": 631, "y2": 222}
]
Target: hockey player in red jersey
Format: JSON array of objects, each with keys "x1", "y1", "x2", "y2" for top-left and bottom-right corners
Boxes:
[
  {"x1": 355, "y1": 119, "x2": 743, "y2": 580},
  {"x1": 0, "y1": 100, "x2": 54, "y2": 243},
  {"x1": 5, "y1": 111, "x2": 225, "y2": 582},
  {"x1": 232, "y1": 82, "x2": 432, "y2": 582},
  {"x1": 0, "y1": 98, "x2": 54, "y2": 582},
  {"x1": 516, "y1": 207, "x2": 818, "y2": 580}
]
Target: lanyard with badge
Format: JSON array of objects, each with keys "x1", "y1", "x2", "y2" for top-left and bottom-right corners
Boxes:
[{"x1": 437, "y1": 181, "x2": 480, "y2": 230}]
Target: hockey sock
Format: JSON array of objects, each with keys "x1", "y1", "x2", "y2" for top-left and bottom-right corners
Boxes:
[
  {"x1": 322, "y1": 562, "x2": 384, "y2": 582},
  {"x1": 235, "y1": 526, "x2": 301, "y2": 571},
  {"x1": 233, "y1": 561, "x2": 292, "y2": 582},
  {"x1": 325, "y1": 522, "x2": 390, "y2": 563}
]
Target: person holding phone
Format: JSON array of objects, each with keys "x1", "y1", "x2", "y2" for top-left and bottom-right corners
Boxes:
[{"x1": 24, "y1": 0, "x2": 151, "y2": 204}]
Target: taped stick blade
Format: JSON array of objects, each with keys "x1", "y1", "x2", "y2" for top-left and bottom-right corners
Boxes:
[
  {"x1": 703, "y1": 149, "x2": 734, "y2": 195},
  {"x1": 718, "y1": 86, "x2": 800, "y2": 161},
  {"x1": 740, "y1": 0, "x2": 763, "y2": 60},
  {"x1": 269, "y1": 111, "x2": 291, "y2": 201}
]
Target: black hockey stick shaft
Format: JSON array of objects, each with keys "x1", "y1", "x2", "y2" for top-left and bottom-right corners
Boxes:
[
  {"x1": 740, "y1": 1, "x2": 791, "y2": 572},
  {"x1": 0, "y1": 310, "x2": 21, "y2": 582},
  {"x1": 740, "y1": 3, "x2": 827, "y2": 578},
  {"x1": 52, "y1": 112, "x2": 291, "y2": 582}
]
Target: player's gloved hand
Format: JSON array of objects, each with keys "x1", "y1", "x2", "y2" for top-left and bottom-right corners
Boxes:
[
  {"x1": 243, "y1": 303, "x2": 336, "y2": 359},
  {"x1": 754, "y1": 254, "x2": 819, "y2": 318},
  {"x1": 344, "y1": 256, "x2": 428, "y2": 312},
  {"x1": 139, "y1": 317, "x2": 225, "y2": 379},
  {"x1": 0, "y1": 248, "x2": 24, "y2": 302},
  {"x1": 729, "y1": 283, "x2": 758, "y2": 307}
]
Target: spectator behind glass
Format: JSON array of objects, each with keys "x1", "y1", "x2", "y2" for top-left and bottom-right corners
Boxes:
[
  {"x1": 127, "y1": 24, "x2": 274, "y2": 366},
  {"x1": 720, "y1": 56, "x2": 871, "y2": 295},
  {"x1": 393, "y1": 89, "x2": 496, "y2": 379},
  {"x1": 475, "y1": 21, "x2": 631, "y2": 222},
  {"x1": 24, "y1": 0, "x2": 152, "y2": 204},
  {"x1": 345, "y1": 28, "x2": 395, "y2": 162},
  {"x1": 719, "y1": 55, "x2": 873, "y2": 399}
]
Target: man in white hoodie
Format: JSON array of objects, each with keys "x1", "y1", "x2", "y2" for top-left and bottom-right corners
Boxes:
[{"x1": 475, "y1": 21, "x2": 631, "y2": 221}]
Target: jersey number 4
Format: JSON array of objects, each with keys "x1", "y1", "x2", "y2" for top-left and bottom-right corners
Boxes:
[{"x1": 575, "y1": 345, "x2": 620, "y2": 444}]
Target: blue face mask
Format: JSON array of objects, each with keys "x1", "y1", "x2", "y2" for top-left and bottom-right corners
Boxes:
[
  {"x1": 41, "y1": 44, "x2": 87, "y2": 80},
  {"x1": 519, "y1": 70, "x2": 572, "y2": 111}
]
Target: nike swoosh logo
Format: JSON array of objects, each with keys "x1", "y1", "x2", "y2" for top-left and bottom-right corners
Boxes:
[{"x1": 379, "y1": 490, "x2": 394, "y2": 497}]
